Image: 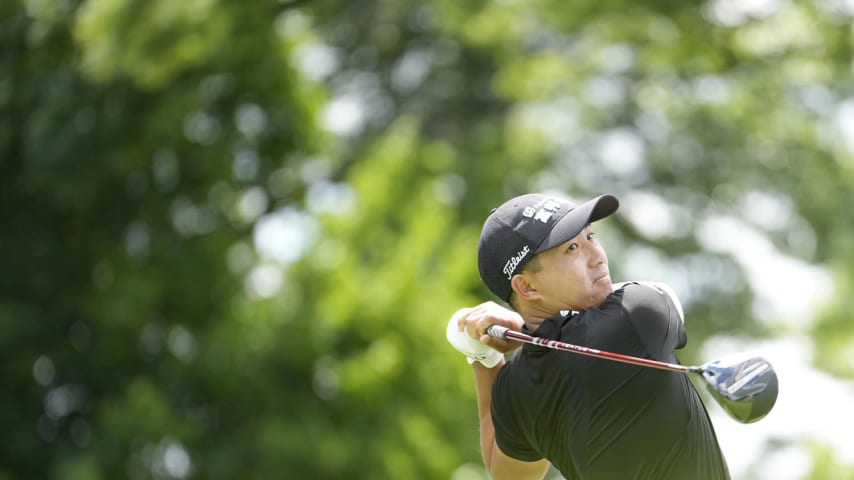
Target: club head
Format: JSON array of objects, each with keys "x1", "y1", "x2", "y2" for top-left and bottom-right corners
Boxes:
[{"x1": 700, "y1": 354, "x2": 778, "y2": 424}]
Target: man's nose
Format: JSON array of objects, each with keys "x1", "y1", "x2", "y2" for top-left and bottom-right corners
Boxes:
[{"x1": 586, "y1": 244, "x2": 605, "y2": 265}]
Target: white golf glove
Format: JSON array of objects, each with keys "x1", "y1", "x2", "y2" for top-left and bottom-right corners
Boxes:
[{"x1": 446, "y1": 310, "x2": 503, "y2": 368}]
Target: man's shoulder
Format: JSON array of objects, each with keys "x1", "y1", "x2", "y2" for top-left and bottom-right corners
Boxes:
[
  {"x1": 571, "y1": 282, "x2": 666, "y2": 324},
  {"x1": 612, "y1": 282, "x2": 672, "y2": 317},
  {"x1": 610, "y1": 282, "x2": 688, "y2": 353}
]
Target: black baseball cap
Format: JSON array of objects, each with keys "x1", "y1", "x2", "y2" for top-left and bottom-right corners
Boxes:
[{"x1": 477, "y1": 193, "x2": 619, "y2": 301}]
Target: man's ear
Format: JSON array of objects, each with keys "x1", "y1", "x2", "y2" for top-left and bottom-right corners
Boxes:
[{"x1": 510, "y1": 274, "x2": 540, "y2": 301}]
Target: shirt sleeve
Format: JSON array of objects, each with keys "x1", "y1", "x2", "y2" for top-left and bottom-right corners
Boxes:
[
  {"x1": 490, "y1": 369, "x2": 542, "y2": 462},
  {"x1": 619, "y1": 282, "x2": 687, "y2": 360}
]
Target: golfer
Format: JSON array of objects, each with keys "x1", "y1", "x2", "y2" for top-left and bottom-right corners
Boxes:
[{"x1": 446, "y1": 193, "x2": 730, "y2": 479}]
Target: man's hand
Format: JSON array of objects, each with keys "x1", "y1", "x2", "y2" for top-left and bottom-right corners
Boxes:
[
  {"x1": 447, "y1": 312, "x2": 504, "y2": 367},
  {"x1": 446, "y1": 301, "x2": 525, "y2": 366}
]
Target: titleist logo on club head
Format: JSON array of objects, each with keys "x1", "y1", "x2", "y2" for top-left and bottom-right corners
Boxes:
[{"x1": 503, "y1": 245, "x2": 530, "y2": 279}]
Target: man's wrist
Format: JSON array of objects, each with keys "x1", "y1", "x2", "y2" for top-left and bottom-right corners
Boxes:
[{"x1": 467, "y1": 349, "x2": 503, "y2": 368}]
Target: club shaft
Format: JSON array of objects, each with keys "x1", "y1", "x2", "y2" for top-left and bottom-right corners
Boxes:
[{"x1": 487, "y1": 325, "x2": 698, "y2": 373}]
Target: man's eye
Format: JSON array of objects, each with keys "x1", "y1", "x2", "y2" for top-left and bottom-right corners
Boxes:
[
  {"x1": 567, "y1": 243, "x2": 578, "y2": 251},
  {"x1": 587, "y1": 232, "x2": 596, "y2": 240}
]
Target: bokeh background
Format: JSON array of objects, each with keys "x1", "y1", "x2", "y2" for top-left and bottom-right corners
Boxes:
[{"x1": 3, "y1": 0, "x2": 854, "y2": 478}]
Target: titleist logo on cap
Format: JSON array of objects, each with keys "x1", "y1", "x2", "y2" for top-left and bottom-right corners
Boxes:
[{"x1": 503, "y1": 245, "x2": 530, "y2": 279}]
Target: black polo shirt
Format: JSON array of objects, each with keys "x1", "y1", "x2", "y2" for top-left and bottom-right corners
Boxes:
[{"x1": 491, "y1": 282, "x2": 730, "y2": 479}]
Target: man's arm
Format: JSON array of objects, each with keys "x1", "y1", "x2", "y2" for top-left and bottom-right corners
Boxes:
[
  {"x1": 447, "y1": 302, "x2": 550, "y2": 480},
  {"x1": 472, "y1": 361, "x2": 550, "y2": 480},
  {"x1": 613, "y1": 281, "x2": 684, "y2": 324},
  {"x1": 619, "y1": 282, "x2": 687, "y2": 357}
]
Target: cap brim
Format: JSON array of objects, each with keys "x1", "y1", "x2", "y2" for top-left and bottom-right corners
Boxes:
[{"x1": 535, "y1": 194, "x2": 619, "y2": 254}]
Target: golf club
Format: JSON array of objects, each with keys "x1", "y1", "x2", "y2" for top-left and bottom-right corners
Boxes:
[{"x1": 486, "y1": 325, "x2": 778, "y2": 424}]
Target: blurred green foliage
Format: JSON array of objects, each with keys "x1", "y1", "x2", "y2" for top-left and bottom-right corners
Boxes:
[{"x1": 2, "y1": 0, "x2": 854, "y2": 478}]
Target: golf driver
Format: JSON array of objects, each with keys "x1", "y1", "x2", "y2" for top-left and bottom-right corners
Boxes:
[{"x1": 486, "y1": 325, "x2": 778, "y2": 424}]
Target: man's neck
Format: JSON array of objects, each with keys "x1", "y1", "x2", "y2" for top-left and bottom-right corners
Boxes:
[{"x1": 518, "y1": 303, "x2": 562, "y2": 332}]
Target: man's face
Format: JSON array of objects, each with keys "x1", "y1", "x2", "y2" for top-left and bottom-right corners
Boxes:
[{"x1": 524, "y1": 225, "x2": 612, "y2": 313}]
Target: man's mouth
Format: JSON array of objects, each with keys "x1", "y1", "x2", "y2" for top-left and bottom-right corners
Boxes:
[{"x1": 593, "y1": 272, "x2": 610, "y2": 284}]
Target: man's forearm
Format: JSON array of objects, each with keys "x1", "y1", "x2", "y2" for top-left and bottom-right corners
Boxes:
[
  {"x1": 473, "y1": 359, "x2": 504, "y2": 468},
  {"x1": 471, "y1": 353, "x2": 550, "y2": 480}
]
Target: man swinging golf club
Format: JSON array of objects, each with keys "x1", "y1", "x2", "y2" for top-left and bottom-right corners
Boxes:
[{"x1": 447, "y1": 193, "x2": 731, "y2": 479}]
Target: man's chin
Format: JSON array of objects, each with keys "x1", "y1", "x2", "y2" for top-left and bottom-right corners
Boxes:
[
  {"x1": 594, "y1": 277, "x2": 613, "y2": 302},
  {"x1": 594, "y1": 274, "x2": 612, "y2": 288}
]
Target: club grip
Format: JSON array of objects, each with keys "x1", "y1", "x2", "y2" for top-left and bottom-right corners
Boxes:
[{"x1": 486, "y1": 325, "x2": 509, "y2": 339}]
